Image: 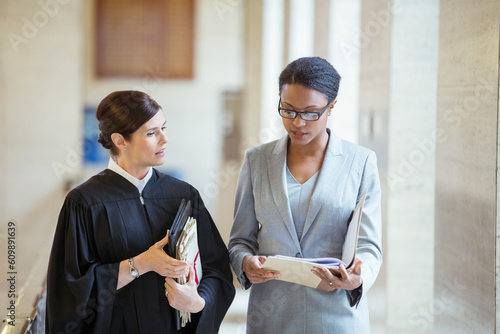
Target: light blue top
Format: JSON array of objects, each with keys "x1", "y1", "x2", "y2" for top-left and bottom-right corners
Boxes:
[{"x1": 286, "y1": 167, "x2": 319, "y2": 241}]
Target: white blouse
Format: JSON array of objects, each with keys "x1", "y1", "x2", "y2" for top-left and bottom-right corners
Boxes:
[{"x1": 107, "y1": 157, "x2": 153, "y2": 204}]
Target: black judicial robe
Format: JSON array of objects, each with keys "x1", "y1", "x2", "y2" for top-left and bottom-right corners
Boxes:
[{"x1": 46, "y1": 169, "x2": 235, "y2": 334}]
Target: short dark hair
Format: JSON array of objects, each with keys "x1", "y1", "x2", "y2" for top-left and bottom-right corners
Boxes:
[
  {"x1": 278, "y1": 57, "x2": 341, "y2": 102},
  {"x1": 96, "y1": 90, "x2": 161, "y2": 155}
]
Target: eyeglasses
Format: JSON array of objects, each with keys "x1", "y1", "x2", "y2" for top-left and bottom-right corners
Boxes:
[{"x1": 277, "y1": 98, "x2": 332, "y2": 121}]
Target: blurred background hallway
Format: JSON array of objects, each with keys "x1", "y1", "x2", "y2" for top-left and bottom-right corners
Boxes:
[{"x1": 1, "y1": 0, "x2": 499, "y2": 333}]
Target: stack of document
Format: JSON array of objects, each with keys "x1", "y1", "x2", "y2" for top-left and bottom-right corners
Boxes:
[
  {"x1": 167, "y1": 199, "x2": 203, "y2": 328},
  {"x1": 176, "y1": 215, "x2": 202, "y2": 326}
]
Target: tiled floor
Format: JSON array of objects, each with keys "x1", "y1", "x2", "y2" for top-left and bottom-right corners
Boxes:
[{"x1": 219, "y1": 289, "x2": 248, "y2": 333}]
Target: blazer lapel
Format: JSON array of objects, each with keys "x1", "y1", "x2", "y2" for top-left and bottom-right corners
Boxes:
[
  {"x1": 267, "y1": 135, "x2": 302, "y2": 250},
  {"x1": 301, "y1": 130, "x2": 345, "y2": 240}
]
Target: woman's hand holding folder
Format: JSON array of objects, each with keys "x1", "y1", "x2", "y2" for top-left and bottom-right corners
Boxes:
[{"x1": 135, "y1": 230, "x2": 190, "y2": 278}]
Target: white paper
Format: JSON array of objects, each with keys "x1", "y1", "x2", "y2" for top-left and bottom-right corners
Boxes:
[{"x1": 176, "y1": 217, "x2": 202, "y2": 326}]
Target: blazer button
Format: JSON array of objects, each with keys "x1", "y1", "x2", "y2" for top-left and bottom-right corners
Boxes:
[{"x1": 295, "y1": 253, "x2": 302, "y2": 258}]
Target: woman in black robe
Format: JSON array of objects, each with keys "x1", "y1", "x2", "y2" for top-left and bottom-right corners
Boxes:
[{"x1": 46, "y1": 91, "x2": 235, "y2": 333}]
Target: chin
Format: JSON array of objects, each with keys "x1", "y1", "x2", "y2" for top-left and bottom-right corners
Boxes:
[
  {"x1": 153, "y1": 161, "x2": 165, "y2": 167},
  {"x1": 288, "y1": 133, "x2": 310, "y2": 143},
  {"x1": 150, "y1": 158, "x2": 165, "y2": 167}
]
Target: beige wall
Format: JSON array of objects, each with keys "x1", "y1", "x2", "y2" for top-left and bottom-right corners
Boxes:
[
  {"x1": 435, "y1": 0, "x2": 500, "y2": 332},
  {"x1": 0, "y1": 0, "x2": 84, "y2": 314}
]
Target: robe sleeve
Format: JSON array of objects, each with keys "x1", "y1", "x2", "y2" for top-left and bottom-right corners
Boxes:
[
  {"x1": 191, "y1": 189, "x2": 236, "y2": 334},
  {"x1": 46, "y1": 190, "x2": 119, "y2": 334}
]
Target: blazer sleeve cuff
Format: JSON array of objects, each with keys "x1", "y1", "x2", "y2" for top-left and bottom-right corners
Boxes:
[{"x1": 233, "y1": 251, "x2": 253, "y2": 290}]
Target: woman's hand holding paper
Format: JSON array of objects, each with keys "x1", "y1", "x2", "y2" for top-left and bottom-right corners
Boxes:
[
  {"x1": 164, "y1": 265, "x2": 206, "y2": 313},
  {"x1": 312, "y1": 260, "x2": 363, "y2": 292},
  {"x1": 242, "y1": 255, "x2": 282, "y2": 284}
]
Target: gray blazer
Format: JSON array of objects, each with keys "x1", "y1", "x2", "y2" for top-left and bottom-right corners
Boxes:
[{"x1": 229, "y1": 129, "x2": 382, "y2": 334}]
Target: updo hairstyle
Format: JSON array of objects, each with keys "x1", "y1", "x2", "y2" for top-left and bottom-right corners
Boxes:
[
  {"x1": 96, "y1": 90, "x2": 161, "y2": 156},
  {"x1": 278, "y1": 57, "x2": 341, "y2": 102}
]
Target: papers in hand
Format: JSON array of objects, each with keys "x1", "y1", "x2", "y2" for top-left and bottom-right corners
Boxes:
[
  {"x1": 261, "y1": 192, "x2": 366, "y2": 289},
  {"x1": 262, "y1": 256, "x2": 343, "y2": 289},
  {"x1": 167, "y1": 199, "x2": 203, "y2": 328},
  {"x1": 176, "y1": 215, "x2": 202, "y2": 327}
]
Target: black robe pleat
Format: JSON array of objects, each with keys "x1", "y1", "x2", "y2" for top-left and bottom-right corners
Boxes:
[{"x1": 46, "y1": 169, "x2": 235, "y2": 333}]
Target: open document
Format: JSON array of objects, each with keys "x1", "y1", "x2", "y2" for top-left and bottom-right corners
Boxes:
[{"x1": 261, "y1": 191, "x2": 367, "y2": 289}]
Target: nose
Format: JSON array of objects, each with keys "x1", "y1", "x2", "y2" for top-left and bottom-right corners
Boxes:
[
  {"x1": 293, "y1": 114, "x2": 306, "y2": 127},
  {"x1": 160, "y1": 131, "x2": 169, "y2": 144}
]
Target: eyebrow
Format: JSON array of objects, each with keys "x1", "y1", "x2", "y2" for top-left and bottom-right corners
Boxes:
[
  {"x1": 281, "y1": 101, "x2": 321, "y2": 110},
  {"x1": 146, "y1": 121, "x2": 167, "y2": 132}
]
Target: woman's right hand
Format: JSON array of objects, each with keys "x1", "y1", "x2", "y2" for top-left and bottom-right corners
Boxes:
[
  {"x1": 135, "y1": 230, "x2": 189, "y2": 278},
  {"x1": 242, "y1": 255, "x2": 281, "y2": 284}
]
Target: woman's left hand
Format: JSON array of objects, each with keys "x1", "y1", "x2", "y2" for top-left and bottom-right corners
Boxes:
[
  {"x1": 164, "y1": 265, "x2": 206, "y2": 313},
  {"x1": 312, "y1": 260, "x2": 363, "y2": 292}
]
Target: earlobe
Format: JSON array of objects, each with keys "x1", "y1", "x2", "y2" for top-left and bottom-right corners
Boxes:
[
  {"x1": 111, "y1": 133, "x2": 126, "y2": 151},
  {"x1": 328, "y1": 100, "x2": 337, "y2": 116}
]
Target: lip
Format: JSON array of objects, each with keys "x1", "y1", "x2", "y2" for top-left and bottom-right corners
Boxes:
[
  {"x1": 155, "y1": 148, "x2": 166, "y2": 156},
  {"x1": 291, "y1": 130, "x2": 308, "y2": 139}
]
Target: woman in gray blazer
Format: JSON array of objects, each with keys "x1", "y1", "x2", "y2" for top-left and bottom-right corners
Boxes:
[{"x1": 229, "y1": 57, "x2": 382, "y2": 333}]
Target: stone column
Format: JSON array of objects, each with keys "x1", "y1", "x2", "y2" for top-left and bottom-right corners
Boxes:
[
  {"x1": 435, "y1": 0, "x2": 500, "y2": 332},
  {"x1": 358, "y1": 0, "x2": 391, "y2": 329},
  {"x1": 241, "y1": 0, "x2": 264, "y2": 148},
  {"x1": 386, "y1": 0, "x2": 439, "y2": 332},
  {"x1": 329, "y1": 0, "x2": 361, "y2": 143},
  {"x1": 314, "y1": 0, "x2": 330, "y2": 60},
  {"x1": 359, "y1": 0, "x2": 439, "y2": 332}
]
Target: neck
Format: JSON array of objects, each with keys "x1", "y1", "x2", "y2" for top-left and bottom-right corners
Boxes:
[
  {"x1": 116, "y1": 157, "x2": 150, "y2": 180},
  {"x1": 288, "y1": 130, "x2": 329, "y2": 157}
]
